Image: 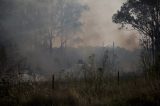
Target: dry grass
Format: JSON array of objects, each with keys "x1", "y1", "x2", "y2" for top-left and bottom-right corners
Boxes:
[{"x1": 0, "y1": 77, "x2": 160, "y2": 106}]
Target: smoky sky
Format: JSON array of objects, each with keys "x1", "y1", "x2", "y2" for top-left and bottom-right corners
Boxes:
[
  {"x1": 1, "y1": 0, "x2": 139, "y2": 51},
  {"x1": 69, "y1": 0, "x2": 139, "y2": 50}
]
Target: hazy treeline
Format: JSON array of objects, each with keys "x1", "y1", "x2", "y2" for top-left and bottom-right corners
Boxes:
[
  {"x1": 0, "y1": 0, "x2": 88, "y2": 80},
  {"x1": 0, "y1": 0, "x2": 140, "y2": 81}
]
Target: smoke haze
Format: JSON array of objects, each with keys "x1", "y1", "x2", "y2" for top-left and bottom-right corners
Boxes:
[
  {"x1": 0, "y1": 0, "x2": 140, "y2": 77},
  {"x1": 69, "y1": 0, "x2": 139, "y2": 50}
]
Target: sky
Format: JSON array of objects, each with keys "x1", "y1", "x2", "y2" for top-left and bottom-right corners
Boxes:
[
  {"x1": 2, "y1": 0, "x2": 139, "y2": 51},
  {"x1": 71, "y1": 0, "x2": 139, "y2": 50}
]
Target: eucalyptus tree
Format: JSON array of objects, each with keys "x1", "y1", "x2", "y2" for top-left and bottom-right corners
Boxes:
[
  {"x1": 51, "y1": 0, "x2": 88, "y2": 48},
  {"x1": 113, "y1": 0, "x2": 160, "y2": 73}
]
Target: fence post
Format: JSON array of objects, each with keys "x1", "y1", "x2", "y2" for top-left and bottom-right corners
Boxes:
[
  {"x1": 52, "y1": 74, "x2": 54, "y2": 90},
  {"x1": 118, "y1": 71, "x2": 119, "y2": 86}
]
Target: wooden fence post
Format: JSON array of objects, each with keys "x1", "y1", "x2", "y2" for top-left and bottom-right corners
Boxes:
[
  {"x1": 118, "y1": 71, "x2": 119, "y2": 86},
  {"x1": 52, "y1": 74, "x2": 54, "y2": 90}
]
